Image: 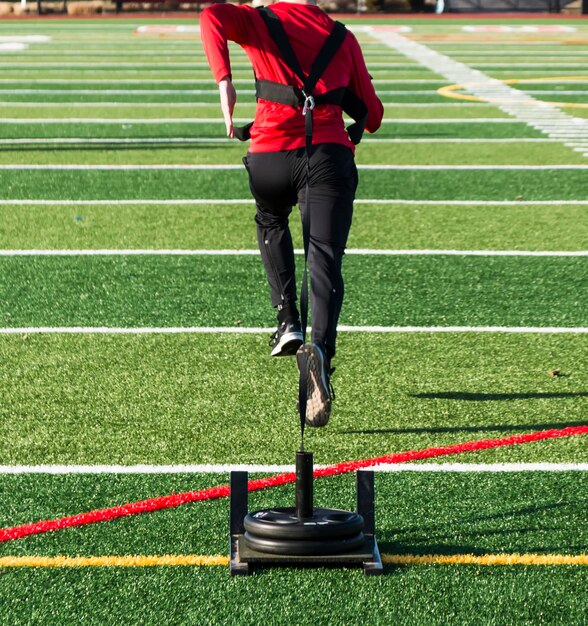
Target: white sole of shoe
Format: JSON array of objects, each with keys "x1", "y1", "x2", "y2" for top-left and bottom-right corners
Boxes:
[
  {"x1": 296, "y1": 343, "x2": 331, "y2": 427},
  {"x1": 271, "y1": 331, "x2": 303, "y2": 357}
]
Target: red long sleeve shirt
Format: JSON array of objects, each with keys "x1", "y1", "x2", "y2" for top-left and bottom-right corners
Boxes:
[{"x1": 200, "y1": 1, "x2": 384, "y2": 153}]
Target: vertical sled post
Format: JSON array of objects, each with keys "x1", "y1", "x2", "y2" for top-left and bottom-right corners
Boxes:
[
  {"x1": 357, "y1": 470, "x2": 383, "y2": 575},
  {"x1": 229, "y1": 471, "x2": 250, "y2": 575}
]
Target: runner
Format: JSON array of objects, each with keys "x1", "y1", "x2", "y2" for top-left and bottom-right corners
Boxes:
[{"x1": 201, "y1": 0, "x2": 383, "y2": 426}]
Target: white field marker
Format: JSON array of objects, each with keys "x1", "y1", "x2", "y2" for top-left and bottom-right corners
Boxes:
[
  {"x1": 0, "y1": 36, "x2": 52, "y2": 43},
  {"x1": 0, "y1": 89, "x2": 488, "y2": 96},
  {"x1": 1, "y1": 463, "x2": 586, "y2": 474},
  {"x1": 0, "y1": 102, "x2": 513, "y2": 108},
  {"x1": 0, "y1": 326, "x2": 586, "y2": 335},
  {"x1": 0, "y1": 137, "x2": 564, "y2": 146},
  {"x1": 1, "y1": 199, "x2": 588, "y2": 206},
  {"x1": 0, "y1": 249, "x2": 586, "y2": 257},
  {"x1": 0, "y1": 118, "x2": 523, "y2": 124},
  {"x1": 1, "y1": 164, "x2": 587, "y2": 171},
  {"x1": 368, "y1": 29, "x2": 588, "y2": 159}
]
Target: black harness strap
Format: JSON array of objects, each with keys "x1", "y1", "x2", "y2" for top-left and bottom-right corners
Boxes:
[
  {"x1": 234, "y1": 6, "x2": 367, "y2": 147},
  {"x1": 302, "y1": 20, "x2": 348, "y2": 99},
  {"x1": 254, "y1": 79, "x2": 346, "y2": 110},
  {"x1": 239, "y1": 7, "x2": 361, "y2": 441},
  {"x1": 254, "y1": 7, "x2": 350, "y2": 441},
  {"x1": 257, "y1": 6, "x2": 306, "y2": 85},
  {"x1": 257, "y1": 7, "x2": 347, "y2": 154}
]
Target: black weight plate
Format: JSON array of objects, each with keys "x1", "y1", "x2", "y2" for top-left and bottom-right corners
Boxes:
[
  {"x1": 244, "y1": 507, "x2": 364, "y2": 540},
  {"x1": 243, "y1": 531, "x2": 366, "y2": 556}
]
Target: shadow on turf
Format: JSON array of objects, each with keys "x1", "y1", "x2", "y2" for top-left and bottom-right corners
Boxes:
[
  {"x1": 341, "y1": 420, "x2": 588, "y2": 436},
  {"x1": 341, "y1": 391, "x2": 588, "y2": 435},
  {"x1": 412, "y1": 392, "x2": 587, "y2": 401},
  {"x1": 378, "y1": 496, "x2": 588, "y2": 555}
]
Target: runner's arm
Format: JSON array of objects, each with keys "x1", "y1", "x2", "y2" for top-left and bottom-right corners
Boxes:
[
  {"x1": 218, "y1": 77, "x2": 237, "y2": 138},
  {"x1": 200, "y1": 3, "x2": 254, "y2": 83},
  {"x1": 346, "y1": 33, "x2": 384, "y2": 134},
  {"x1": 200, "y1": 4, "x2": 256, "y2": 137}
]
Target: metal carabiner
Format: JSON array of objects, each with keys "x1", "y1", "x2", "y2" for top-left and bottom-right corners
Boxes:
[{"x1": 302, "y1": 94, "x2": 315, "y2": 116}]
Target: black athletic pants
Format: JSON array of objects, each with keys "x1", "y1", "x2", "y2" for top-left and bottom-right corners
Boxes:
[{"x1": 243, "y1": 143, "x2": 358, "y2": 360}]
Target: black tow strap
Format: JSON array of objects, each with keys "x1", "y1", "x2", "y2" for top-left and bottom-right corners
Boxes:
[{"x1": 253, "y1": 7, "x2": 348, "y2": 442}]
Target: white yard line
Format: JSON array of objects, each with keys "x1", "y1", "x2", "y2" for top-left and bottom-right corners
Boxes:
[
  {"x1": 0, "y1": 89, "x2": 254, "y2": 96},
  {"x1": 1, "y1": 249, "x2": 585, "y2": 257},
  {"x1": 0, "y1": 138, "x2": 238, "y2": 145},
  {"x1": 368, "y1": 30, "x2": 588, "y2": 158},
  {"x1": 0, "y1": 89, "x2": 459, "y2": 96},
  {"x1": 0, "y1": 36, "x2": 51, "y2": 43},
  {"x1": 0, "y1": 463, "x2": 586, "y2": 475},
  {"x1": 0, "y1": 102, "x2": 237, "y2": 108},
  {"x1": 338, "y1": 326, "x2": 588, "y2": 333},
  {"x1": 430, "y1": 41, "x2": 588, "y2": 45},
  {"x1": 361, "y1": 138, "x2": 560, "y2": 143},
  {"x1": 1, "y1": 199, "x2": 588, "y2": 206},
  {"x1": 473, "y1": 63, "x2": 588, "y2": 68},
  {"x1": 369, "y1": 463, "x2": 588, "y2": 473},
  {"x1": 16, "y1": 48, "x2": 387, "y2": 54},
  {"x1": 0, "y1": 118, "x2": 522, "y2": 124},
  {"x1": 441, "y1": 50, "x2": 588, "y2": 56},
  {"x1": 1, "y1": 326, "x2": 586, "y2": 335},
  {"x1": 499, "y1": 90, "x2": 588, "y2": 95},
  {"x1": 0, "y1": 63, "x2": 422, "y2": 69},
  {"x1": 351, "y1": 199, "x2": 587, "y2": 205},
  {"x1": 3, "y1": 61, "x2": 588, "y2": 68},
  {"x1": 0, "y1": 137, "x2": 561, "y2": 145},
  {"x1": 3, "y1": 88, "x2": 585, "y2": 96},
  {"x1": 0, "y1": 64, "x2": 248, "y2": 70},
  {"x1": 0, "y1": 102, "x2": 502, "y2": 108},
  {"x1": 2, "y1": 164, "x2": 587, "y2": 171}
]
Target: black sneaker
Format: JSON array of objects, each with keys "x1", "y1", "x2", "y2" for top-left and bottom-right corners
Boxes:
[
  {"x1": 296, "y1": 343, "x2": 333, "y2": 427},
  {"x1": 270, "y1": 321, "x2": 303, "y2": 357}
]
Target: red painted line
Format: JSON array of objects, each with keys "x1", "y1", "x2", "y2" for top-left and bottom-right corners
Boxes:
[{"x1": 1, "y1": 425, "x2": 586, "y2": 543}]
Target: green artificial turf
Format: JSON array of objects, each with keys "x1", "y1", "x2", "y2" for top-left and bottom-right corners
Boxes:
[
  {"x1": 1, "y1": 472, "x2": 586, "y2": 556},
  {"x1": 1, "y1": 202, "x2": 586, "y2": 251},
  {"x1": 2, "y1": 168, "x2": 586, "y2": 201},
  {"x1": 0, "y1": 473, "x2": 586, "y2": 625},
  {"x1": 1, "y1": 141, "x2": 583, "y2": 166},
  {"x1": 1, "y1": 16, "x2": 587, "y2": 625},
  {"x1": 0, "y1": 92, "x2": 466, "y2": 104},
  {"x1": 0, "y1": 333, "x2": 586, "y2": 465},
  {"x1": 0, "y1": 104, "x2": 511, "y2": 120},
  {"x1": 0, "y1": 121, "x2": 543, "y2": 141},
  {"x1": 0, "y1": 68, "x2": 439, "y2": 79},
  {"x1": 0, "y1": 254, "x2": 586, "y2": 328},
  {"x1": 1, "y1": 566, "x2": 586, "y2": 626}
]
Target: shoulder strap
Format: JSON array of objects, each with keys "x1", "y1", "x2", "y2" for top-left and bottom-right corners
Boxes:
[
  {"x1": 257, "y1": 6, "x2": 305, "y2": 85},
  {"x1": 257, "y1": 6, "x2": 347, "y2": 96},
  {"x1": 238, "y1": 7, "x2": 364, "y2": 144},
  {"x1": 303, "y1": 21, "x2": 347, "y2": 95}
]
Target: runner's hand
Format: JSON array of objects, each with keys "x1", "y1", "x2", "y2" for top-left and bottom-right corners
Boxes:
[{"x1": 218, "y1": 77, "x2": 237, "y2": 138}]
